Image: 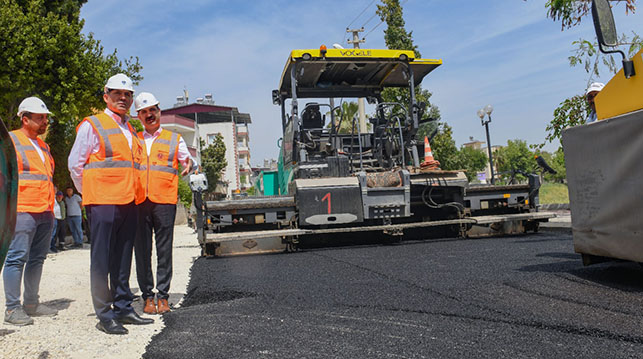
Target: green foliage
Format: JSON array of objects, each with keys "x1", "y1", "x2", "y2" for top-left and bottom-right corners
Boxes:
[
  {"x1": 177, "y1": 163, "x2": 192, "y2": 208},
  {"x1": 199, "y1": 137, "x2": 227, "y2": 195},
  {"x1": 327, "y1": 101, "x2": 361, "y2": 134},
  {"x1": 376, "y1": 0, "x2": 441, "y2": 140},
  {"x1": 429, "y1": 123, "x2": 487, "y2": 181},
  {"x1": 431, "y1": 123, "x2": 460, "y2": 170},
  {"x1": 458, "y1": 146, "x2": 488, "y2": 182},
  {"x1": 540, "y1": 94, "x2": 589, "y2": 149},
  {"x1": 495, "y1": 140, "x2": 534, "y2": 182},
  {"x1": 543, "y1": 0, "x2": 636, "y2": 30},
  {"x1": 538, "y1": 1, "x2": 642, "y2": 148},
  {"x1": 539, "y1": 182, "x2": 570, "y2": 204},
  {"x1": 46, "y1": 119, "x2": 77, "y2": 189},
  {"x1": 376, "y1": 0, "x2": 419, "y2": 58},
  {"x1": 539, "y1": 147, "x2": 567, "y2": 182},
  {"x1": 129, "y1": 118, "x2": 144, "y2": 133},
  {"x1": 0, "y1": 0, "x2": 142, "y2": 188},
  {"x1": 245, "y1": 186, "x2": 256, "y2": 196},
  {"x1": 568, "y1": 33, "x2": 643, "y2": 81}
]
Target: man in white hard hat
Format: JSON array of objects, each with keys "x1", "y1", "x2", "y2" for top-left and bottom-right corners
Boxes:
[
  {"x1": 68, "y1": 73, "x2": 152, "y2": 335},
  {"x1": 585, "y1": 82, "x2": 604, "y2": 124},
  {"x1": 133, "y1": 92, "x2": 193, "y2": 315},
  {"x1": 4, "y1": 97, "x2": 58, "y2": 326}
]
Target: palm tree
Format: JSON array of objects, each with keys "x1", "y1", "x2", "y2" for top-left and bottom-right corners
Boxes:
[{"x1": 327, "y1": 101, "x2": 360, "y2": 134}]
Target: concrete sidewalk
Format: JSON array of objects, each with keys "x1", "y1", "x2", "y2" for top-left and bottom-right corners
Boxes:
[
  {"x1": 0, "y1": 225, "x2": 200, "y2": 359},
  {"x1": 540, "y1": 209, "x2": 571, "y2": 229}
]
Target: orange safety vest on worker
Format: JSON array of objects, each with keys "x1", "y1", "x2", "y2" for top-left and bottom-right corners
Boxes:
[
  {"x1": 77, "y1": 112, "x2": 145, "y2": 205},
  {"x1": 138, "y1": 129, "x2": 180, "y2": 204},
  {"x1": 9, "y1": 130, "x2": 55, "y2": 213}
]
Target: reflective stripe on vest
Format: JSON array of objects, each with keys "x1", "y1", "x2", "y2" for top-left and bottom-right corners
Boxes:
[
  {"x1": 9, "y1": 131, "x2": 55, "y2": 212},
  {"x1": 9, "y1": 132, "x2": 54, "y2": 182},
  {"x1": 83, "y1": 115, "x2": 137, "y2": 170},
  {"x1": 139, "y1": 129, "x2": 180, "y2": 204},
  {"x1": 80, "y1": 113, "x2": 145, "y2": 205}
]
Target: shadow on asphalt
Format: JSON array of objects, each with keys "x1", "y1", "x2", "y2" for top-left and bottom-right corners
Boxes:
[
  {"x1": 181, "y1": 288, "x2": 255, "y2": 307},
  {"x1": 536, "y1": 252, "x2": 580, "y2": 260},
  {"x1": 519, "y1": 259, "x2": 643, "y2": 293}
]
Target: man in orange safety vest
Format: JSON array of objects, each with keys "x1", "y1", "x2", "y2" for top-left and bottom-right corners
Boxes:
[
  {"x1": 133, "y1": 92, "x2": 193, "y2": 316},
  {"x1": 68, "y1": 74, "x2": 152, "y2": 335},
  {"x1": 3, "y1": 97, "x2": 58, "y2": 326}
]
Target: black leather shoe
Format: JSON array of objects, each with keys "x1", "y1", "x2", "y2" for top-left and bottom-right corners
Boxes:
[
  {"x1": 96, "y1": 319, "x2": 128, "y2": 335},
  {"x1": 116, "y1": 311, "x2": 154, "y2": 325}
]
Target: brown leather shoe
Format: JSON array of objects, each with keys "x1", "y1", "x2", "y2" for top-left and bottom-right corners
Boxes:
[
  {"x1": 143, "y1": 298, "x2": 157, "y2": 314},
  {"x1": 157, "y1": 299, "x2": 170, "y2": 314}
]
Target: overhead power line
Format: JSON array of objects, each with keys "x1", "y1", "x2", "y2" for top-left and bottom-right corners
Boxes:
[
  {"x1": 347, "y1": 0, "x2": 376, "y2": 29},
  {"x1": 340, "y1": 0, "x2": 377, "y2": 44},
  {"x1": 363, "y1": 0, "x2": 409, "y2": 41}
]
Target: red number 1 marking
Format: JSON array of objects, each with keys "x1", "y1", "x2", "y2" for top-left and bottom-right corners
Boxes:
[{"x1": 322, "y1": 193, "x2": 331, "y2": 214}]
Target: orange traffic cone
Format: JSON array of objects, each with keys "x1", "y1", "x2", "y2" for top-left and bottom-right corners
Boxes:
[{"x1": 421, "y1": 136, "x2": 440, "y2": 169}]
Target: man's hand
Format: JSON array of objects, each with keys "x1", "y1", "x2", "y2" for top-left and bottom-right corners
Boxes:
[{"x1": 181, "y1": 160, "x2": 193, "y2": 177}]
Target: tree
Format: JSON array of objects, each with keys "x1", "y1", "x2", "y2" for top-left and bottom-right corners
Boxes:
[
  {"x1": 536, "y1": 148, "x2": 567, "y2": 183},
  {"x1": 495, "y1": 140, "x2": 534, "y2": 182},
  {"x1": 458, "y1": 146, "x2": 488, "y2": 182},
  {"x1": 0, "y1": 0, "x2": 142, "y2": 188},
  {"x1": 376, "y1": 0, "x2": 441, "y2": 141},
  {"x1": 177, "y1": 163, "x2": 192, "y2": 207},
  {"x1": 536, "y1": 0, "x2": 642, "y2": 149},
  {"x1": 430, "y1": 123, "x2": 487, "y2": 181},
  {"x1": 327, "y1": 101, "x2": 361, "y2": 134},
  {"x1": 199, "y1": 137, "x2": 227, "y2": 195},
  {"x1": 129, "y1": 118, "x2": 144, "y2": 133},
  {"x1": 431, "y1": 123, "x2": 460, "y2": 171},
  {"x1": 542, "y1": 0, "x2": 636, "y2": 30}
]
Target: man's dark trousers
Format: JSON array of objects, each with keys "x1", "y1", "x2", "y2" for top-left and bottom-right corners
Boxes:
[
  {"x1": 135, "y1": 199, "x2": 176, "y2": 301},
  {"x1": 87, "y1": 202, "x2": 137, "y2": 322}
]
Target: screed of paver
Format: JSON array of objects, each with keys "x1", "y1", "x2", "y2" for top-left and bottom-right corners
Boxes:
[{"x1": 0, "y1": 225, "x2": 200, "y2": 359}]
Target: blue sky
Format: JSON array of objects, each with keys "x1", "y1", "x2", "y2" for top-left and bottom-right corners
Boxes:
[{"x1": 80, "y1": 0, "x2": 642, "y2": 165}]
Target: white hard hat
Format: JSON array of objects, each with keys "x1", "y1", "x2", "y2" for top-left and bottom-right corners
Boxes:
[
  {"x1": 105, "y1": 73, "x2": 134, "y2": 92},
  {"x1": 585, "y1": 82, "x2": 605, "y2": 96},
  {"x1": 134, "y1": 92, "x2": 160, "y2": 111},
  {"x1": 17, "y1": 97, "x2": 52, "y2": 116}
]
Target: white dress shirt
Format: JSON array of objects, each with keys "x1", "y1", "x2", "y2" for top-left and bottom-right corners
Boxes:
[
  {"x1": 141, "y1": 128, "x2": 194, "y2": 167},
  {"x1": 28, "y1": 138, "x2": 45, "y2": 163},
  {"x1": 68, "y1": 109, "x2": 134, "y2": 193}
]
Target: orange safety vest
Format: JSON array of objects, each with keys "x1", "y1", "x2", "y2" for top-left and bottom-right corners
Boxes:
[
  {"x1": 9, "y1": 130, "x2": 55, "y2": 213},
  {"x1": 138, "y1": 129, "x2": 180, "y2": 204},
  {"x1": 78, "y1": 112, "x2": 145, "y2": 205}
]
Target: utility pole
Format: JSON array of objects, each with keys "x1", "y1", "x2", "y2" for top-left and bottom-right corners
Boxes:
[{"x1": 346, "y1": 27, "x2": 368, "y2": 134}]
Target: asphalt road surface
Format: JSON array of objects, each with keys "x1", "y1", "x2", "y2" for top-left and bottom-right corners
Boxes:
[{"x1": 145, "y1": 230, "x2": 643, "y2": 358}]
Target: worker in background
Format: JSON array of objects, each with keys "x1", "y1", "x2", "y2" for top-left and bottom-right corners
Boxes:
[
  {"x1": 68, "y1": 73, "x2": 152, "y2": 335},
  {"x1": 64, "y1": 186, "x2": 83, "y2": 248},
  {"x1": 50, "y1": 190, "x2": 66, "y2": 253},
  {"x1": 3, "y1": 97, "x2": 58, "y2": 326},
  {"x1": 585, "y1": 82, "x2": 604, "y2": 124},
  {"x1": 133, "y1": 92, "x2": 193, "y2": 315}
]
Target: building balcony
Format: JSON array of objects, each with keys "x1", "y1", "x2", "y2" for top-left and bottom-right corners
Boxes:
[
  {"x1": 238, "y1": 145, "x2": 249, "y2": 155},
  {"x1": 236, "y1": 124, "x2": 248, "y2": 135},
  {"x1": 160, "y1": 114, "x2": 195, "y2": 131}
]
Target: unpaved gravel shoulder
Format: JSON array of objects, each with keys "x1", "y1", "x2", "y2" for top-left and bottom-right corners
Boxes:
[{"x1": 0, "y1": 225, "x2": 200, "y2": 359}]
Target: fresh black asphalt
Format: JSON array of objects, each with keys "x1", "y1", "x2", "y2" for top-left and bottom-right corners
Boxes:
[{"x1": 144, "y1": 230, "x2": 643, "y2": 358}]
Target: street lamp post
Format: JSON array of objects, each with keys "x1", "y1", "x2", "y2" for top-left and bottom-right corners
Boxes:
[{"x1": 477, "y1": 104, "x2": 495, "y2": 184}]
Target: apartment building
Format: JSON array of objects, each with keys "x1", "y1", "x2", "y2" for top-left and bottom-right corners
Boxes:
[{"x1": 159, "y1": 94, "x2": 252, "y2": 197}]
